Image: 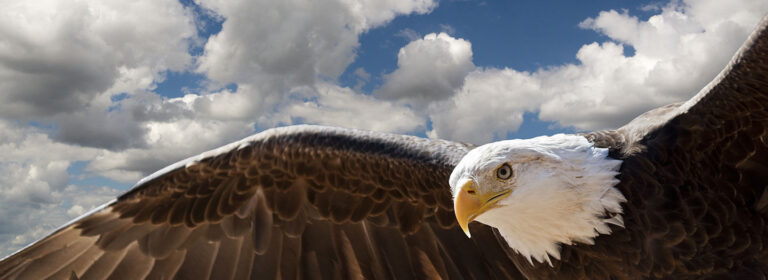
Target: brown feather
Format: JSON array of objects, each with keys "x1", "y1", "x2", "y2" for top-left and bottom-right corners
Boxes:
[
  {"x1": 335, "y1": 228, "x2": 364, "y2": 280},
  {"x1": 145, "y1": 248, "x2": 187, "y2": 279},
  {"x1": 395, "y1": 201, "x2": 426, "y2": 234},
  {"x1": 301, "y1": 251, "x2": 323, "y2": 280},
  {"x1": 168, "y1": 196, "x2": 192, "y2": 226},
  {"x1": 220, "y1": 176, "x2": 247, "y2": 215},
  {"x1": 175, "y1": 235, "x2": 220, "y2": 279},
  {"x1": 250, "y1": 227, "x2": 282, "y2": 279},
  {"x1": 14, "y1": 236, "x2": 94, "y2": 279},
  {"x1": 206, "y1": 222, "x2": 226, "y2": 241},
  {"x1": 97, "y1": 222, "x2": 155, "y2": 251},
  {"x1": 220, "y1": 214, "x2": 251, "y2": 238},
  {"x1": 204, "y1": 176, "x2": 229, "y2": 222},
  {"x1": 77, "y1": 212, "x2": 124, "y2": 236},
  {"x1": 275, "y1": 178, "x2": 307, "y2": 220},
  {"x1": 188, "y1": 195, "x2": 209, "y2": 226},
  {"x1": 300, "y1": 217, "x2": 339, "y2": 280},
  {"x1": 335, "y1": 222, "x2": 388, "y2": 280},
  {"x1": 47, "y1": 246, "x2": 104, "y2": 279},
  {"x1": 349, "y1": 197, "x2": 376, "y2": 222},
  {"x1": 233, "y1": 232, "x2": 255, "y2": 279},
  {"x1": 107, "y1": 242, "x2": 155, "y2": 280},
  {"x1": 210, "y1": 236, "x2": 243, "y2": 280},
  {"x1": 145, "y1": 224, "x2": 192, "y2": 259},
  {"x1": 329, "y1": 191, "x2": 359, "y2": 223},
  {"x1": 252, "y1": 189, "x2": 273, "y2": 255},
  {"x1": 280, "y1": 234, "x2": 303, "y2": 280},
  {"x1": 279, "y1": 208, "x2": 307, "y2": 238},
  {"x1": 78, "y1": 249, "x2": 129, "y2": 279}
]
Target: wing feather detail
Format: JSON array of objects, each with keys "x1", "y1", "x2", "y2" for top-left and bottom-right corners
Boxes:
[
  {"x1": 572, "y1": 15, "x2": 768, "y2": 278},
  {"x1": 0, "y1": 125, "x2": 525, "y2": 279}
]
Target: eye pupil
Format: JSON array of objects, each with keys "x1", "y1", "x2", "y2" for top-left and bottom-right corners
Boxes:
[{"x1": 497, "y1": 164, "x2": 513, "y2": 180}]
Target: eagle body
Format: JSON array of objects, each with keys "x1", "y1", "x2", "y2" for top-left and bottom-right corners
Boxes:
[
  {"x1": 2, "y1": 14, "x2": 768, "y2": 280},
  {"x1": 512, "y1": 119, "x2": 768, "y2": 279}
]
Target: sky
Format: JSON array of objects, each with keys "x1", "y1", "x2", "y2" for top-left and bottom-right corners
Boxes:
[{"x1": 1, "y1": 0, "x2": 767, "y2": 258}]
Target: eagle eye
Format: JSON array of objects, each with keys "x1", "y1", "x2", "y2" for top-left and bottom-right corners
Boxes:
[{"x1": 496, "y1": 163, "x2": 513, "y2": 180}]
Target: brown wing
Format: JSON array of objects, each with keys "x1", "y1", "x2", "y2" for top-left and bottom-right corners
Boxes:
[
  {"x1": 567, "y1": 15, "x2": 768, "y2": 279},
  {"x1": 0, "y1": 125, "x2": 523, "y2": 279}
]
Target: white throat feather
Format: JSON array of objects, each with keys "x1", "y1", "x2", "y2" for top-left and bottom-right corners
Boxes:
[{"x1": 450, "y1": 134, "x2": 624, "y2": 266}]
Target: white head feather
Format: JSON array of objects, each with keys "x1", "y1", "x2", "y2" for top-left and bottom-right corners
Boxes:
[{"x1": 450, "y1": 134, "x2": 625, "y2": 265}]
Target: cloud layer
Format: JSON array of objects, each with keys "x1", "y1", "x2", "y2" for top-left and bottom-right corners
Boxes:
[
  {"x1": 376, "y1": 32, "x2": 474, "y2": 107},
  {"x1": 0, "y1": 120, "x2": 119, "y2": 257},
  {"x1": 0, "y1": 0, "x2": 437, "y2": 256},
  {"x1": 427, "y1": 0, "x2": 768, "y2": 143},
  {"x1": 0, "y1": 0, "x2": 195, "y2": 120}
]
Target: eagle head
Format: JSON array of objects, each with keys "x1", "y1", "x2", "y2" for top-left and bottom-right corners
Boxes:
[{"x1": 449, "y1": 134, "x2": 625, "y2": 265}]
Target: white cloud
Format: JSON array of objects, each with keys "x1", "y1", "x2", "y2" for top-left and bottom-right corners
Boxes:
[
  {"x1": 427, "y1": 0, "x2": 768, "y2": 143},
  {"x1": 428, "y1": 68, "x2": 542, "y2": 144},
  {"x1": 195, "y1": 0, "x2": 436, "y2": 90},
  {"x1": 354, "y1": 67, "x2": 372, "y2": 81},
  {"x1": 537, "y1": 0, "x2": 768, "y2": 129},
  {"x1": 0, "y1": 0, "x2": 442, "y2": 257},
  {"x1": 376, "y1": 33, "x2": 475, "y2": 107},
  {"x1": 353, "y1": 67, "x2": 372, "y2": 91},
  {"x1": 440, "y1": 24, "x2": 456, "y2": 35},
  {"x1": 0, "y1": 121, "x2": 101, "y2": 165},
  {"x1": 396, "y1": 28, "x2": 422, "y2": 41},
  {"x1": 0, "y1": 0, "x2": 196, "y2": 120},
  {"x1": 1, "y1": 184, "x2": 121, "y2": 258},
  {"x1": 280, "y1": 83, "x2": 425, "y2": 133},
  {"x1": 85, "y1": 113, "x2": 255, "y2": 182},
  {"x1": 54, "y1": 108, "x2": 149, "y2": 150},
  {"x1": 189, "y1": 89, "x2": 262, "y2": 121},
  {"x1": 0, "y1": 120, "x2": 119, "y2": 257}
]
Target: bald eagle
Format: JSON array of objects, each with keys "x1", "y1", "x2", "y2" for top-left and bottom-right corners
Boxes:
[{"x1": 2, "y1": 15, "x2": 768, "y2": 280}]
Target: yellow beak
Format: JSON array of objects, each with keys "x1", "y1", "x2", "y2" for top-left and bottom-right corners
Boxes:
[{"x1": 454, "y1": 180, "x2": 511, "y2": 238}]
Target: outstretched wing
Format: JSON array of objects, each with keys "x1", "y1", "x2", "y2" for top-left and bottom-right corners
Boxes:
[
  {"x1": 0, "y1": 125, "x2": 523, "y2": 279},
  {"x1": 579, "y1": 15, "x2": 768, "y2": 278}
]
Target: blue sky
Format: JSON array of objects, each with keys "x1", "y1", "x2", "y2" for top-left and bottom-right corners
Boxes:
[
  {"x1": 153, "y1": 0, "x2": 662, "y2": 142},
  {"x1": 159, "y1": 0, "x2": 658, "y2": 111},
  {"x1": 1, "y1": 0, "x2": 767, "y2": 257},
  {"x1": 346, "y1": 0, "x2": 650, "y2": 76}
]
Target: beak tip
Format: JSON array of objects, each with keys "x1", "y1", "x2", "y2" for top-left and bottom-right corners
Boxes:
[{"x1": 458, "y1": 220, "x2": 472, "y2": 238}]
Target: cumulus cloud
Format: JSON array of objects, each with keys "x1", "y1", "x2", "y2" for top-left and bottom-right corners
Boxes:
[
  {"x1": 195, "y1": 0, "x2": 436, "y2": 91},
  {"x1": 0, "y1": 0, "x2": 442, "y2": 182},
  {"x1": 537, "y1": 0, "x2": 768, "y2": 129},
  {"x1": 376, "y1": 33, "x2": 475, "y2": 107},
  {"x1": 0, "y1": 0, "x2": 444, "y2": 257},
  {"x1": 0, "y1": 0, "x2": 196, "y2": 120},
  {"x1": 54, "y1": 108, "x2": 149, "y2": 150},
  {"x1": 86, "y1": 116, "x2": 254, "y2": 182},
  {"x1": 0, "y1": 121, "x2": 101, "y2": 165},
  {"x1": 427, "y1": 0, "x2": 768, "y2": 143},
  {"x1": 188, "y1": 0, "x2": 438, "y2": 134},
  {"x1": 428, "y1": 68, "x2": 542, "y2": 143},
  {"x1": 0, "y1": 120, "x2": 118, "y2": 257},
  {"x1": 0, "y1": 183, "x2": 121, "y2": 258},
  {"x1": 280, "y1": 83, "x2": 425, "y2": 133}
]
